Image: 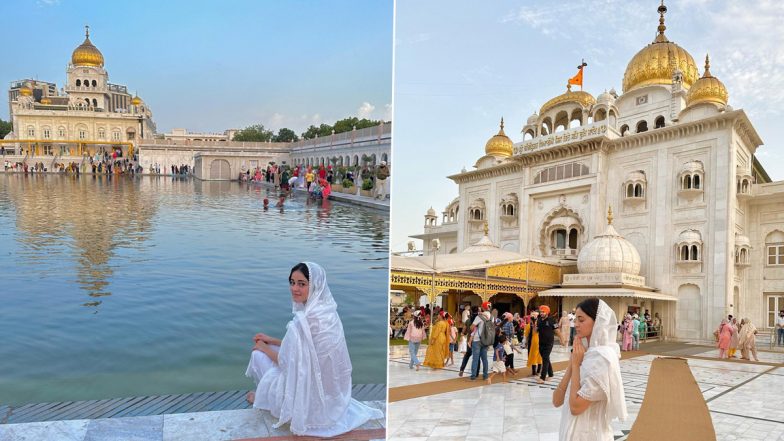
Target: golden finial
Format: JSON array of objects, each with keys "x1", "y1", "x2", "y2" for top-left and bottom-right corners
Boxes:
[
  {"x1": 607, "y1": 206, "x2": 614, "y2": 225},
  {"x1": 566, "y1": 83, "x2": 572, "y2": 92},
  {"x1": 85, "y1": 25, "x2": 90, "y2": 39},
  {"x1": 500, "y1": 117, "x2": 505, "y2": 131},
  {"x1": 703, "y1": 54, "x2": 712, "y2": 77},
  {"x1": 655, "y1": 1, "x2": 668, "y2": 42},
  {"x1": 483, "y1": 220, "x2": 489, "y2": 236}
]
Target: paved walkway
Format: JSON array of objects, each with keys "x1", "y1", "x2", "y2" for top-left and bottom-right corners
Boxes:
[
  {"x1": 388, "y1": 342, "x2": 784, "y2": 441},
  {"x1": 0, "y1": 401, "x2": 386, "y2": 441}
]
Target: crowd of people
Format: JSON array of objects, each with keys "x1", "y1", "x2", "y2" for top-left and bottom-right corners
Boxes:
[
  {"x1": 243, "y1": 161, "x2": 390, "y2": 201},
  {"x1": 715, "y1": 314, "x2": 760, "y2": 361},
  {"x1": 396, "y1": 299, "x2": 630, "y2": 440}
]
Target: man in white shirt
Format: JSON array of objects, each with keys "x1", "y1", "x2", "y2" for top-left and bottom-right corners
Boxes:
[
  {"x1": 568, "y1": 310, "x2": 576, "y2": 346},
  {"x1": 776, "y1": 310, "x2": 784, "y2": 346}
]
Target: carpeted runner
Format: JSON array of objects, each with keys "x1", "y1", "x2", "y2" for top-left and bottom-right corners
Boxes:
[
  {"x1": 627, "y1": 357, "x2": 715, "y2": 441},
  {"x1": 388, "y1": 350, "x2": 645, "y2": 402}
]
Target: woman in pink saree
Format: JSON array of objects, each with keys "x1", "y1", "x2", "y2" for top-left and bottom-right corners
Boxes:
[{"x1": 717, "y1": 319, "x2": 734, "y2": 358}]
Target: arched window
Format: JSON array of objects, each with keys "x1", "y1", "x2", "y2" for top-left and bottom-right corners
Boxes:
[
  {"x1": 84, "y1": 79, "x2": 90, "y2": 87},
  {"x1": 681, "y1": 245, "x2": 689, "y2": 261},
  {"x1": 654, "y1": 116, "x2": 665, "y2": 129},
  {"x1": 620, "y1": 124, "x2": 629, "y2": 136},
  {"x1": 92, "y1": 80, "x2": 97, "y2": 87},
  {"x1": 690, "y1": 245, "x2": 699, "y2": 261},
  {"x1": 683, "y1": 175, "x2": 692, "y2": 189},
  {"x1": 693, "y1": 174, "x2": 701, "y2": 189},
  {"x1": 626, "y1": 184, "x2": 634, "y2": 198},
  {"x1": 92, "y1": 98, "x2": 97, "y2": 107},
  {"x1": 568, "y1": 229, "x2": 578, "y2": 249},
  {"x1": 85, "y1": 98, "x2": 90, "y2": 106},
  {"x1": 76, "y1": 79, "x2": 81, "y2": 87},
  {"x1": 636, "y1": 120, "x2": 648, "y2": 133},
  {"x1": 634, "y1": 183, "x2": 643, "y2": 197},
  {"x1": 553, "y1": 229, "x2": 567, "y2": 249}
]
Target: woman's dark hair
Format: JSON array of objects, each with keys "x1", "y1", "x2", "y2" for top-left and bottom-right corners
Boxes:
[
  {"x1": 289, "y1": 262, "x2": 310, "y2": 281},
  {"x1": 498, "y1": 334, "x2": 507, "y2": 343},
  {"x1": 575, "y1": 297, "x2": 600, "y2": 321},
  {"x1": 413, "y1": 316, "x2": 423, "y2": 329}
]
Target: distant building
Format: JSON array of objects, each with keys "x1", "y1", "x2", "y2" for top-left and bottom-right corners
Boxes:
[{"x1": 5, "y1": 26, "x2": 155, "y2": 158}]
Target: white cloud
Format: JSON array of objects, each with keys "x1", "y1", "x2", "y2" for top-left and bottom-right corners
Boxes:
[
  {"x1": 36, "y1": 0, "x2": 60, "y2": 5},
  {"x1": 358, "y1": 102, "x2": 376, "y2": 119},
  {"x1": 383, "y1": 103, "x2": 393, "y2": 121}
]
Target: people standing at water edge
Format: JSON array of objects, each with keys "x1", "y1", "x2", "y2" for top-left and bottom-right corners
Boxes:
[
  {"x1": 245, "y1": 262, "x2": 382, "y2": 436},
  {"x1": 552, "y1": 297, "x2": 627, "y2": 441},
  {"x1": 536, "y1": 305, "x2": 557, "y2": 384},
  {"x1": 374, "y1": 161, "x2": 390, "y2": 200},
  {"x1": 404, "y1": 315, "x2": 425, "y2": 370}
]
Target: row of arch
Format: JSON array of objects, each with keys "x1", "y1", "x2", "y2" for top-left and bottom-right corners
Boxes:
[
  {"x1": 75, "y1": 79, "x2": 99, "y2": 88},
  {"x1": 524, "y1": 106, "x2": 619, "y2": 140},
  {"x1": 620, "y1": 116, "x2": 666, "y2": 136},
  {"x1": 26, "y1": 125, "x2": 133, "y2": 141},
  {"x1": 292, "y1": 152, "x2": 388, "y2": 167}
]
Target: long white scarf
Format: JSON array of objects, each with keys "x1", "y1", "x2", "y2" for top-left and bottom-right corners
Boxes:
[
  {"x1": 254, "y1": 262, "x2": 353, "y2": 434},
  {"x1": 580, "y1": 300, "x2": 628, "y2": 422}
]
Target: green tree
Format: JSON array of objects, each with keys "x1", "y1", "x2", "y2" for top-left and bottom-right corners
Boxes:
[
  {"x1": 0, "y1": 118, "x2": 12, "y2": 139},
  {"x1": 232, "y1": 124, "x2": 273, "y2": 142},
  {"x1": 333, "y1": 117, "x2": 383, "y2": 134},
  {"x1": 273, "y1": 128, "x2": 299, "y2": 142}
]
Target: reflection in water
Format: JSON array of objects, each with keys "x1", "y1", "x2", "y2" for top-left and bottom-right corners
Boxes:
[
  {"x1": 0, "y1": 173, "x2": 389, "y2": 404},
  {"x1": 4, "y1": 175, "x2": 158, "y2": 309}
]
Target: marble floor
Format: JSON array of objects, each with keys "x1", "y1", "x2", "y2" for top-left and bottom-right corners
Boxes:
[
  {"x1": 0, "y1": 401, "x2": 386, "y2": 441},
  {"x1": 388, "y1": 344, "x2": 784, "y2": 441}
]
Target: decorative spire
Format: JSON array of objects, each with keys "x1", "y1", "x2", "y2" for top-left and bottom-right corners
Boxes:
[
  {"x1": 500, "y1": 117, "x2": 505, "y2": 131},
  {"x1": 655, "y1": 1, "x2": 668, "y2": 42},
  {"x1": 85, "y1": 25, "x2": 90, "y2": 39},
  {"x1": 483, "y1": 220, "x2": 489, "y2": 236},
  {"x1": 703, "y1": 53, "x2": 712, "y2": 77},
  {"x1": 566, "y1": 83, "x2": 572, "y2": 92},
  {"x1": 607, "y1": 205, "x2": 614, "y2": 225}
]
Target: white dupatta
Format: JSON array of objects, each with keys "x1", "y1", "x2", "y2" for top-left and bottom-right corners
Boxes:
[
  {"x1": 581, "y1": 300, "x2": 628, "y2": 422},
  {"x1": 253, "y1": 262, "x2": 359, "y2": 434}
]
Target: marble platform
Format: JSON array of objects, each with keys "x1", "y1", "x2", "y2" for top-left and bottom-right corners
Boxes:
[{"x1": 388, "y1": 342, "x2": 784, "y2": 441}]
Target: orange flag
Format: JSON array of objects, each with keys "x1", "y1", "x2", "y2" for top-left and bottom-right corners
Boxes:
[
  {"x1": 568, "y1": 68, "x2": 583, "y2": 87},
  {"x1": 568, "y1": 61, "x2": 588, "y2": 89}
]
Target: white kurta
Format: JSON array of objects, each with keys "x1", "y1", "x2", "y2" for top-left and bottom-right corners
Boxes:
[
  {"x1": 244, "y1": 262, "x2": 383, "y2": 436},
  {"x1": 558, "y1": 357, "x2": 614, "y2": 441}
]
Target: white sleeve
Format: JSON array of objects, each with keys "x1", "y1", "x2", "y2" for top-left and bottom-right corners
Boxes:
[{"x1": 577, "y1": 374, "x2": 607, "y2": 402}]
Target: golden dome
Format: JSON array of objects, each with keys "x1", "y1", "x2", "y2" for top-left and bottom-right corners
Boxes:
[
  {"x1": 485, "y1": 118, "x2": 513, "y2": 158},
  {"x1": 19, "y1": 84, "x2": 32, "y2": 96},
  {"x1": 539, "y1": 85, "x2": 596, "y2": 115},
  {"x1": 131, "y1": 95, "x2": 142, "y2": 106},
  {"x1": 71, "y1": 26, "x2": 104, "y2": 67},
  {"x1": 40, "y1": 97, "x2": 52, "y2": 105},
  {"x1": 686, "y1": 54, "x2": 728, "y2": 107},
  {"x1": 622, "y1": 2, "x2": 699, "y2": 93}
]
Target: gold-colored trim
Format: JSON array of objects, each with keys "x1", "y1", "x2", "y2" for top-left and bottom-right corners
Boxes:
[{"x1": 539, "y1": 88, "x2": 596, "y2": 116}]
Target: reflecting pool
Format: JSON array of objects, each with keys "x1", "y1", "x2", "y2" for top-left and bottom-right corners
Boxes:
[{"x1": 0, "y1": 174, "x2": 389, "y2": 405}]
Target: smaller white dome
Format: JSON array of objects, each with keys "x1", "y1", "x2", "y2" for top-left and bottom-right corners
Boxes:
[
  {"x1": 426, "y1": 207, "x2": 436, "y2": 216},
  {"x1": 681, "y1": 160, "x2": 704, "y2": 174},
  {"x1": 463, "y1": 234, "x2": 499, "y2": 253},
  {"x1": 597, "y1": 90, "x2": 615, "y2": 105},
  {"x1": 526, "y1": 112, "x2": 538, "y2": 126},
  {"x1": 577, "y1": 224, "x2": 641, "y2": 275},
  {"x1": 678, "y1": 229, "x2": 702, "y2": 244}
]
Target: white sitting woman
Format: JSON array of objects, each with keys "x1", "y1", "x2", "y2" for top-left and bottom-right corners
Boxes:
[{"x1": 245, "y1": 262, "x2": 384, "y2": 436}]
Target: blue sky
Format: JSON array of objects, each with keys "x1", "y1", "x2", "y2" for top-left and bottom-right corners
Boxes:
[
  {"x1": 1, "y1": 0, "x2": 392, "y2": 134},
  {"x1": 391, "y1": 0, "x2": 784, "y2": 252}
]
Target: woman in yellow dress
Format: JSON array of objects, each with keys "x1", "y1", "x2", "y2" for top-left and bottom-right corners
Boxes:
[
  {"x1": 423, "y1": 312, "x2": 450, "y2": 369},
  {"x1": 526, "y1": 311, "x2": 543, "y2": 376}
]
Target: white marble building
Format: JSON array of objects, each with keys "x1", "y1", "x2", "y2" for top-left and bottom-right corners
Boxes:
[
  {"x1": 414, "y1": 5, "x2": 784, "y2": 341},
  {"x1": 5, "y1": 27, "x2": 155, "y2": 158}
]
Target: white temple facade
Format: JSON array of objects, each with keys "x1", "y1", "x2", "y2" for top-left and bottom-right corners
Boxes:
[{"x1": 413, "y1": 4, "x2": 784, "y2": 341}]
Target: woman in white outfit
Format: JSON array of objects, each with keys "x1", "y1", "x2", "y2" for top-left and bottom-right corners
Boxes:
[
  {"x1": 245, "y1": 262, "x2": 383, "y2": 436},
  {"x1": 552, "y1": 297, "x2": 627, "y2": 441}
]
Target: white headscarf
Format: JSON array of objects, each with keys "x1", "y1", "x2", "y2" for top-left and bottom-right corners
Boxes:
[
  {"x1": 581, "y1": 299, "x2": 628, "y2": 422},
  {"x1": 254, "y1": 262, "x2": 354, "y2": 434}
]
